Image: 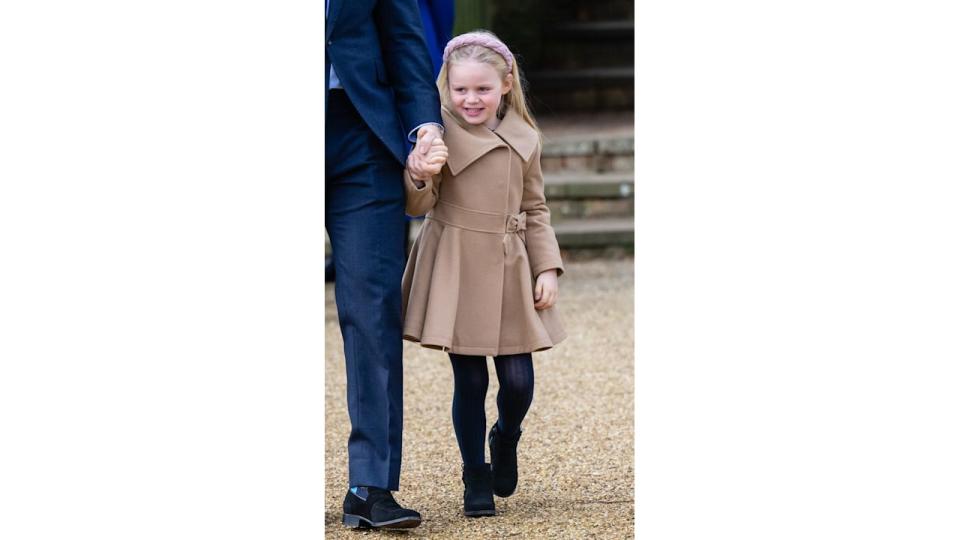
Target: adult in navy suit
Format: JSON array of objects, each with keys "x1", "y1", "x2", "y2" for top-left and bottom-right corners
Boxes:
[{"x1": 326, "y1": 0, "x2": 443, "y2": 530}]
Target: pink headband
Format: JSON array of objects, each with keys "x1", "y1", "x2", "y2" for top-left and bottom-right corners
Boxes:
[{"x1": 442, "y1": 32, "x2": 514, "y2": 71}]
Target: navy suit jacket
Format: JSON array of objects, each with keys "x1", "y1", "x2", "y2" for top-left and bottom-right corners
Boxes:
[{"x1": 326, "y1": 0, "x2": 443, "y2": 165}]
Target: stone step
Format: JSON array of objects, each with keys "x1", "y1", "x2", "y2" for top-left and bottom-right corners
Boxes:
[
  {"x1": 531, "y1": 85, "x2": 633, "y2": 113},
  {"x1": 541, "y1": 135, "x2": 634, "y2": 173},
  {"x1": 539, "y1": 21, "x2": 633, "y2": 70},
  {"x1": 539, "y1": 41, "x2": 634, "y2": 70},
  {"x1": 541, "y1": 152, "x2": 633, "y2": 173},
  {"x1": 528, "y1": 65, "x2": 633, "y2": 112},
  {"x1": 543, "y1": 171, "x2": 633, "y2": 219},
  {"x1": 551, "y1": 198, "x2": 633, "y2": 221},
  {"x1": 543, "y1": 136, "x2": 633, "y2": 157},
  {"x1": 528, "y1": 67, "x2": 634, "y2": 87},
  {"x1": 545, "y1": 171, "x2": 633, "y2": 221},
  {"x1": 554, "y1": 217, "x2": 634, "y2": 249},
  {"x1": 539, "y1": 111, "x2": 633, "y2": 138},
  {"x1": 544, "y1": 171, "x2": 633, "y2": 199}
]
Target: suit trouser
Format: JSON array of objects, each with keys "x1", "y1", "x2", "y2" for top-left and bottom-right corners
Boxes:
[{"x1": 326, "y1": 90, "x2": 406, "y2": 490}]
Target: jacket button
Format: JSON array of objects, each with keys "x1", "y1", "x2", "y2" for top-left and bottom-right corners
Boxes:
[{"x1": 327, "y1": 40, "x2": 332, "y2": 46}]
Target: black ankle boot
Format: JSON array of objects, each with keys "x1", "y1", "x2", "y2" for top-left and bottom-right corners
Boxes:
[
  {"x1": 462, "y1": 463, "x2": 495, "y2": 517},
  {"x1": 488, "y1": 423, "x2": 522, "y2": 497}
]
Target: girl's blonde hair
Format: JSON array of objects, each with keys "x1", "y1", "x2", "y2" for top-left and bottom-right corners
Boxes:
[{"x1": 437, "y1": 30, "x2": 541, "y2": 138}]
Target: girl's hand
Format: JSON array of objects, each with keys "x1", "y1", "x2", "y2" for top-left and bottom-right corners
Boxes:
[
  {"x1": 534, "y1": 269, "x2": 559, "y2": 310},
  {"x1": 423, "y1": 138, "x2": 448, "y2": 173},
  {"x1": 407, "y1": 138, "x2": 448, "y2": 182}
]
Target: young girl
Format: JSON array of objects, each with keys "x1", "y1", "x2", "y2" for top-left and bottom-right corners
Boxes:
[{"x1": 400, "y1": 31, "x2": 565, "y2": 517}]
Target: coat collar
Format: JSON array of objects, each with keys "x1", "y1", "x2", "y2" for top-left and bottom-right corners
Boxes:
[{"x1": 442, "y1": 107, "x2": 540, "y2": 176}]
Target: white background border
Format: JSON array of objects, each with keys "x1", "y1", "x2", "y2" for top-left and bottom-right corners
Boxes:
[{"x1": 2, "y1": 0, "x2": 959, "y2": 538}]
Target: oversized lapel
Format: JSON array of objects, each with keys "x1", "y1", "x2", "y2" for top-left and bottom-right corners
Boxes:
[
  {"x1": 442, "y1": 107, "x2": 539, "y2": 176},
  {"x1": 492, "y1": 108, "x2": 539, "y2": 163},
  {"x1": 325, "y1": 0, "x2": 342, "y2": 41}
]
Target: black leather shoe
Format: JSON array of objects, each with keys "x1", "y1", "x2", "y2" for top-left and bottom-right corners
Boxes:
[
  {"x1": 342, "y1": 487, "x2": 422, "y2": 529},
  {"x1": 462, "y1": 463, "x2": 496, "y2": 517},
  {"x1": 489, "y1": 423, "x2": 522, "y2": 497}
]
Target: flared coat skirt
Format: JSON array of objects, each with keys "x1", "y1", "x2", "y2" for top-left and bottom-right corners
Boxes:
[{"x1": 401, "y1": 216, "x2": 566, "y2": 356}]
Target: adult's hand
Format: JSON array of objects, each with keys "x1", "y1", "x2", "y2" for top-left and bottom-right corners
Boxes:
[
  {"x1": 415, "y1": 124, "x2": 442, "y2": 155},
  {"x1": 407, "y1": 139, "x2": 448, "y2": 183}
]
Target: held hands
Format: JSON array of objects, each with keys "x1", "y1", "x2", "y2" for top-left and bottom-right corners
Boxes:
[
  {"x1": 407, "y1": 125, "x2": 447, "y2": 184},
  {"x1": 534, "y1": 269, "x2": 559, "y2": 310}
]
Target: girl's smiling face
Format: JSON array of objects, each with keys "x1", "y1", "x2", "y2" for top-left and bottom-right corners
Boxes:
[{"x1": 448, "y1": 60, "x2": 513, "y2": 130}]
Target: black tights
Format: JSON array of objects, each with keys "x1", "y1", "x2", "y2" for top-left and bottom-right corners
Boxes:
[{"x1": 448, "y1": 352, "x2": 534, "y2": 467}]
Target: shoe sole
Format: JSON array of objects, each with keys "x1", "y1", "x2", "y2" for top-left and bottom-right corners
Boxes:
[
  {"x1": 342, "y1": 513, "x2": 421, "y2": 529},
  {"x1": 464, "y1": 508, "x2": 496, "y2": 517}
]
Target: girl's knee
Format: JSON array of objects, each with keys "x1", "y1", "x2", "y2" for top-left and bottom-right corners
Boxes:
[{"x1": 497, "y1": 375, "x2": 533, "y2": 398}]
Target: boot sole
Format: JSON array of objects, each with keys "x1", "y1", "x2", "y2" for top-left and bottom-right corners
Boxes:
[
  {"x1": 342, "y1": 513, "x2": 422, "y2": 529},
  {"x1": 464, "y1": 508, "x2": 496, "y2": 517}
]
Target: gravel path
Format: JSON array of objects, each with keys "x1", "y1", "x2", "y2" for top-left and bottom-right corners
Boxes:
[{"x1": 325, "y1": 259, "x2": 634, "y2": 538}]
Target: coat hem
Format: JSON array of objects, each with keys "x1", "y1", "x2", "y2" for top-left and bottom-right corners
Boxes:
[{"x1": 403, "y1": 333, "x2": 565, "y2": 356}]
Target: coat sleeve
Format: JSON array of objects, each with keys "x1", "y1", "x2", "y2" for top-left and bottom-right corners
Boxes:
[
  {"x1": 521, "y1": 144, "x2": 565, "y2": 277},
  {"x1": 404, "y1": 169, "x2": 441, "y2": 217},
  {"x1": 373, "y1": 0, "x2": 443, "y2": 137}
]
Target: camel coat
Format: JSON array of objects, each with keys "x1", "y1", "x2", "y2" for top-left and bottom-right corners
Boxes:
[{"x1": 401, "y1": 107, "x2": 566, "y2": 356}]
